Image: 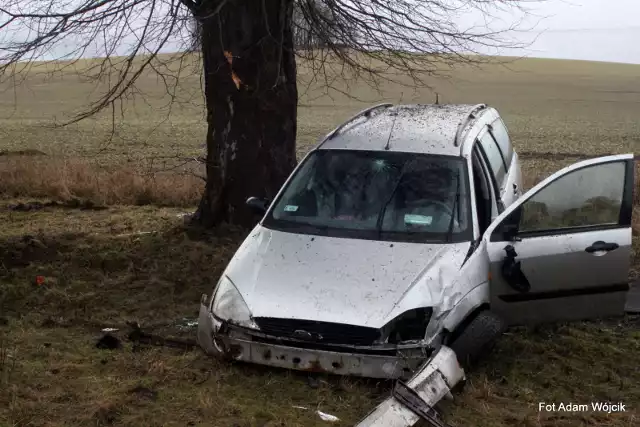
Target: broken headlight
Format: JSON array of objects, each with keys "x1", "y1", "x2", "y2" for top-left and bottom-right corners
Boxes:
[
  {"x1": 379, "y1": 308, "x2": 433, "y2": 344},
  {"x1": 211, "y1": 276, "x2": 258, "y2": 329}
]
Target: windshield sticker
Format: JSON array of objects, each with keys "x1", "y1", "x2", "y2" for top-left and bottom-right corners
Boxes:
[
  {"x1": 404, "y1": 214, "x2": 433, "y2": 226},
  {"x1": 284, "y1": 205, "x2": 299, "y2": 212}
]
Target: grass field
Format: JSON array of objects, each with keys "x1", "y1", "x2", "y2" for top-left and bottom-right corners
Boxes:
[{"x1": 1, "y1": 55, "x2": 640, "y2": 427}]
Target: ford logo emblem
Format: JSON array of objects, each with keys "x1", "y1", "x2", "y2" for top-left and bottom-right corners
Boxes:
[{"x1": 293, "y1": 330, "x2": 323, "y2": 341}]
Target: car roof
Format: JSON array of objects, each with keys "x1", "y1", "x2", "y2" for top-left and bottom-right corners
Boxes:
[{"x1": 317, "y1": 104, "x2": 487, "y2": 156}]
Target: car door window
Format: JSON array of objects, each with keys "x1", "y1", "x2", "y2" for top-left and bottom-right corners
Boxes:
[
  {"x1": 484, "y1": 155, "x2": 633, "y2": 326},
  {"x1": 477, "y1": 131, "x2": 507, "y2": 188},
  {"x1": 489, "y1": 119, "x2": 513, "y2": 168},
  {"x1": 518, "y1": 161, "x2": 626, "y2": 234}
]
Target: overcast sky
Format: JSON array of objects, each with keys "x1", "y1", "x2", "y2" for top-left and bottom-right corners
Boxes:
[
  {"x1": 476, "y1": 0, "x2": 640, "y2": 64},
  {"x1": 2, "y1": 0, "x2": 639, "y2": 65}
]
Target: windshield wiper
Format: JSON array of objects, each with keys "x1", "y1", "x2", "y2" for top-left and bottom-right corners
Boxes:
[
  {"x1": 446, "y1": 175, "x2": 461, "y2": 243},
  {"x1": 375, "y1": 162, "x2": 409, "y2": 238}
]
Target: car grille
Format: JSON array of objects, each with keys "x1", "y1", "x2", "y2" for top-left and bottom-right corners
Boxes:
[{"x1": 253, "y1": 317, "x2": 380, "y2": 346}]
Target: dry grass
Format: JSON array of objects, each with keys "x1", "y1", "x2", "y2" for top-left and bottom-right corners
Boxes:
[
  {"x1": 0, "y1": 155, "x2": 203, "y2": 207},
  {"x1": 0, "y1": 207, "x2": 638, "y2": 427},
  {"x1": 1, "y1": 54, "x2": 640, "y2": 427},
  {"x1": 0, "y1": 208, "x2": 384, "y2": 427}
]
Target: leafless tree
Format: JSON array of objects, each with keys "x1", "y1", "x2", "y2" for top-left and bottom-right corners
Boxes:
[
  {"x1": 0, "y1": 0, "x2": 531, "y2": 227},
  {"x1": 292, "y1": 0, "x2": 352, "y2": 49},
  {"x1": 190, "y1": 2, "x2": 351, "y2": 51}
]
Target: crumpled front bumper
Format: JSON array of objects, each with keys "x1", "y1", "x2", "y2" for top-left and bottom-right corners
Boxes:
[{"x1": 197, "y1": 295, "x2": 432, "y2": 379}]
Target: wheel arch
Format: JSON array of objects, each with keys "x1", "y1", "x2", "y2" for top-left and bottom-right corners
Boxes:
[{"x1": 443, "y1": 302, "x2": 490, "y2": 346}]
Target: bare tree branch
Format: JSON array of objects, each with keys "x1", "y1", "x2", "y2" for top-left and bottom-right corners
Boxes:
[
  {"x1": 0, "y1": 0, "x2": 537, "y2": 226},
  {"x1": 1, "y1": 0, "x2": 535, "y2": 125},
  {"x1": 292, "y1": 0, "x2": 536, "y2": 96}
]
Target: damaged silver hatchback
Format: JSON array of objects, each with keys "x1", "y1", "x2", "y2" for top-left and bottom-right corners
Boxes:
[{"x1": 198, "y1": 103, "x2": 633, "y2": 379}]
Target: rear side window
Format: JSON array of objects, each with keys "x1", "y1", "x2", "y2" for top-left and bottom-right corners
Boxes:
[
  {"x1": 478, "y1": 131, "x2": 506, "y2": 187},
  {"x1": 489, "y1": 119, "x2": 513, "y2": 167}
]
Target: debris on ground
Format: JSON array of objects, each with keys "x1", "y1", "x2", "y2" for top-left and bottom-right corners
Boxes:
[
  {"x1": 317, "y1": 411, "x2": 340, "y2": 423},
  {"x1": 355, "y1": 346, "x2": 463, "y2": 427},
  {"x1": 292, "y1": 406, "x2": 340, "y2": 423},
  {"x1": 174, "y1": 318, "x2": 198, "y2": 331},
  {"x1": 101, "y1": 328, "x2": 119, "y2": 333},
  {"x1": 95, "y1": 333, "x2": 122, "y2": 350},
  {"x1": 128, "y1": 385, "x2": 158, "y2": 401},
  {"x1": 126, "y1": 321, "x2": 197, "y2": 350}
]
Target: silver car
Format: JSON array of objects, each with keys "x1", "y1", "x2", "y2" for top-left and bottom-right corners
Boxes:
[{"x1": 197, "y1": 103, "x2": 633, "y2": 379}]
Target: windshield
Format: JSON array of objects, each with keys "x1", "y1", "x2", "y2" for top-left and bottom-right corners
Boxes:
[{"x1": 263, "y1": 150, "x2": 472, "y2": 243}]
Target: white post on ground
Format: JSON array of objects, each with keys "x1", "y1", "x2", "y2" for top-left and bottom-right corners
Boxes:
[{"x1": 354, "y1": 346, "x2": 465, "y2": 427}]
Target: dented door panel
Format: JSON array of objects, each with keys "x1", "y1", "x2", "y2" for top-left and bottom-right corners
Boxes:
[{"x1": 487, "y1": 228, "x2": 631, "y2": 325}]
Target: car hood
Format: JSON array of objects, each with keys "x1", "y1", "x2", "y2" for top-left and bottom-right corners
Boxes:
[{"x1": 223, "y1": 225, "x2": 470, "y2": 329}]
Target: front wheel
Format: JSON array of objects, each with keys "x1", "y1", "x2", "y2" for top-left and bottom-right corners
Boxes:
[{"x1": 449, "y1": 310, "x2": 506, "y2": 369}]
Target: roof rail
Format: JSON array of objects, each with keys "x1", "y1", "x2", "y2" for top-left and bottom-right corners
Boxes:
[
  {"x1": 453, "y1": 104, "x2": 487, "y2": 147},
  {"x1": 326, "y1": 103, "x2": 393, "y2": 141}
]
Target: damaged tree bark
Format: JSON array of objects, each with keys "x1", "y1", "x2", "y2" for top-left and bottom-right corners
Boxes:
[{"x1": 194, "y1": 0, "x2": 298, "y2": 228}]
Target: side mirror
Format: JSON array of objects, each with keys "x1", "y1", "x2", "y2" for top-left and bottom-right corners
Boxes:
[
  {"x1": 246, "y1": 197, "x2": 269, "y2": 214},
  {"x1": 502, "y1": 222, "x2": 521, "y2": 242},
  {"x1": 501, "y1": 208, "x2": 522, "y2": 242}
]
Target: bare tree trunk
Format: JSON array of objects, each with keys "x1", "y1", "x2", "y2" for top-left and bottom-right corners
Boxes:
[{"x1": 194, "y1": 0, "x2": 297, "y2": 228}]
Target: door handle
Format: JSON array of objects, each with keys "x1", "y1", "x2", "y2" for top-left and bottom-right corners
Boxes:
[{"x1": 585, "y1": 241, "x2": 619, "y2": 253}]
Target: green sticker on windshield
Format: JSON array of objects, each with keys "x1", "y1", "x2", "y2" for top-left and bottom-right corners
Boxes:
[
  {"x1": 284, "y1": 205, "x2": 299, "y2": 212},
  {"x1": 404, "y1": 214, "x2": 432, "y2": 226}
]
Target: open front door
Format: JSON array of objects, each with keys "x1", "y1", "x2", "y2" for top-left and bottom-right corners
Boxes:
[{"x1": 483, "y1": 154, "x2": 635, "y2": 325}]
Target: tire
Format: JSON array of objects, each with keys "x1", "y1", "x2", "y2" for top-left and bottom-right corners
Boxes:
[{"x1": 449, "y1": 310, "x2": 506, "y2": 369}]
